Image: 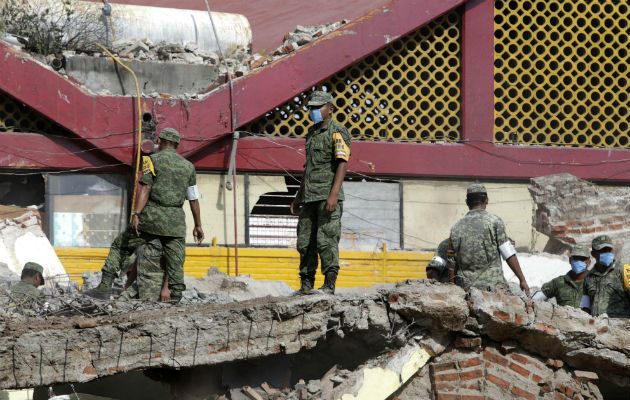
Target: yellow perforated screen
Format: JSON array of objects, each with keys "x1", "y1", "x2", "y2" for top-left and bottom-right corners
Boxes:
[
  {"x1": 242, "y1": 10, "x2": 461, "y2": 142},
  {"x1": 494, "y1": 0, "x2": 630, "y2": 148}
]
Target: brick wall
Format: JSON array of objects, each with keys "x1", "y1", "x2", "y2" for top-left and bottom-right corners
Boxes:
[
  {"x1": 529, "y1": 173, "x2": 630, "y2": 259},
  {"x1": 429, "y1": 342, "x2": 602, "y2": 400}
]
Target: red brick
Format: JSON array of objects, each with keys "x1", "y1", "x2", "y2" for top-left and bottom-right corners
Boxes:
[
  {"x1": 436, "y1": 393, "x2": 460, "y2": 400},
  {"x1": 609, "y1": 223, "x2": 623, "y2": 230},
  {"x1": 540, "y1": 383, "x2": 552, "y2": 393},
  {"x1": 435, "y1": 383, "x2": 457, "y2": 391},
  {"x1": 459, "y1": 357, "x2": 482, "y2": 369},
  {"x1": 460, "y1": 369, "x2": 483, "y2": 381},
  {"x1": 512, "y1": 386, "x2": 536, "y2": 400},
  {"x1": 487, "y1": 373, "x2": 510, "y2": 390},
  {"x1": 435, "y1": 373, "x2": 459, "y2": 382},
  {"x1": 581, "y1": 227, "x2": 596, "y2": 234},
  {"x1": 595, "y1": 226, "x2": 606, "y2": 232},
  {"x1": 432, "y1": 362, "x2": 457, "y2": 373},
  {"x1": 461, "y1": 396, "x2": 484, "y2": 400},
  {"x1": 564, "y1": 386, "x2": 575, "y2": 397},
  {"x1": 579, "y1": 220, "x2": 594, "y2": 226},
  {"x1": 509, "y1": 362, "x2": 530, "y2": 378},
  {"x1": 532, "y1": 374, "x2": 543, "y2": 383},
  {"x1": 493, "y1": 310, "x2": 511, "y2": 322},
  {"x1": 514, "y1": 314, "x2": 524, "y2": 325},
  {"x1": 536, "y1": 322, "x2": 558, "y2": 335},
  {"x1": 484, "y1": 350, "x2": 509, "y2": 367},
  {"x1": 455, "y1": 336, "x2": 482, "y2": 348},
  {"x1": 461, "y1": 381, "x2": 481, "y2": 390},
  {"x1": 554, "y1": 391, "x2": 570, "y2": 400},
  {"x1": 510, "y1": 353, "x2": 531, "y2": 365},
  {"x1": 567, "y1": 229, "x2": 581, "y2": 234}
]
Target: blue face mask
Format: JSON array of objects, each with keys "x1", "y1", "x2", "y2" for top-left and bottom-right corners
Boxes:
[
  {"x1": 599, "y1": 252, "x2": 614, "y2": 267},
  {"x1": 570, "y1": 259, "x2": 587, "y2": 274},
  {"x1": 308, "y1": 108, "x2": 323, "y2": 124}
]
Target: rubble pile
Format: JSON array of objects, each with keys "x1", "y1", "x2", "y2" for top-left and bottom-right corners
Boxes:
[
  {"x1": 0, "y1": 280, "x2": 627, "y2": 399},
  {"x1": 529, "y1": 173, "x2": 630, "y2": 260}
]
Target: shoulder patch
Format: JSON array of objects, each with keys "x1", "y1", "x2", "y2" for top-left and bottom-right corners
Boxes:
[
  {"x1": 623, "y1": 264, "x2": 630, "y2": 292},
  {"x1": 142, "y1": 156, "x2": 156, "y2": 176},
  {"x1": 335, "y1": 125, "x2": 351, "y2": 143},
  {"x1": 332, "y1": 131, "x2": 350, "y2": 161}
]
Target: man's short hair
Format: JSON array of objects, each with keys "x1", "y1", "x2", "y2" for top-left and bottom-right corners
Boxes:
[
  {"x1": 161, "y1": 138, "x2": 179, "y2": 148},
  {"x1": 21, "y1": 268, "x2": 40, "y2": 280},
  {"x1": 466, "y1": 192, "x2": 487, "y2": 206}
]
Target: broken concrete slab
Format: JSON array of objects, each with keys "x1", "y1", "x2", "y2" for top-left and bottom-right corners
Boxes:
[{"x1": 0, "y1": 280, "x2": 627, "y2": 392}]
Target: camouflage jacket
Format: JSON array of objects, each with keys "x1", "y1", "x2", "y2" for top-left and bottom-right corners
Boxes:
[
  {"x1": 10, "y1": 280, "x2": 41, "y2": 300},
  {"x1": 541, "y1": 272, "x2": 584, "y2": 308},
  {"x1": 447, "y1": 209, "x2": 508, "y2": 289},
  {"x1": 426, "y1": 238, "x2": 450, "y2": 283},
  {"x1": 302, "y1": 119, "x2": 351, "y2": 203},
  {"x1": 139, "y1": 148, "x2": 196, "y2": 238},
  {"x1": 584, "y1": 260, "x2": 630, "y2": 318}
]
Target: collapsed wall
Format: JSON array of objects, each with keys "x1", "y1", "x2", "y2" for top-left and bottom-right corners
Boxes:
[
  {"x1": 0, "y1": 280, "x2": 627, "y2": 399},
  {"x1": 529, "y1": 173, "x2": 630, "y2": 260}
]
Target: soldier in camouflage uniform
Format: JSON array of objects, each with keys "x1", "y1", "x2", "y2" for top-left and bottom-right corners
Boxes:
[
  {"x1": 10, "y1": 262, "x2": 44, "y2": 301},
  {"x1": 584, "y1": 235, "x2": 630, "y2": 318},
  {"x1": 532, "y1": 244, "x2": 591, "y2": 308},
  {"x1": 290, "y1": 91, "x2": 351, "y2": 295},
  {"x1": 426, "y1": 239, "x2": 450, "y2": 282},
  {"x1": 95, "y1": 228, "x2": 147, "y2": 293},
  {"x1": 129, "y1": 128, "x2": 204, "y2": 302},
  {"x1": 447, "y1": 183, "x2": 530, "y2": 295}
]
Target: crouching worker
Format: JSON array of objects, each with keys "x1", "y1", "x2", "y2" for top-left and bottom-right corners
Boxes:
[
  {"x1": 11, "y1": 262, "x2": 45, "y2": 301},
  {"x1": 532, "y1": 244, "x2": 591, "y2": 309}
]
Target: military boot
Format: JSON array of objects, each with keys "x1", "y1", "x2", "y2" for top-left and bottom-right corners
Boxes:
[
  {"x1": 293, "y1": 276, "x2": 316, "y2": 296},
  {"x1": 318, "y1": 272, "x2": 338, "y2": 295},
  {"x1": 85, "y1": 270, "x2": 115, "y2": 299}
]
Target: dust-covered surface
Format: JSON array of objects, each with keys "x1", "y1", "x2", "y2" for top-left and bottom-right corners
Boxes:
[{"x1": 0, "y1": 279, "x2": 627, "y2": 395}]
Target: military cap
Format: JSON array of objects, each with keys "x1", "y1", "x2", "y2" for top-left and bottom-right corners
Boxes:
[
  {"x1": 23, "y1": 262, "x2": 45, "y2": 284},
  {"x1": 466, "y1": 183, "x2": 487, "y2": 195},
  {"x1": 158, "y1": 128, "x2": 181, "y2": 144},
  {"x1": 307, "y1": 91, "x2": 334, "y2": 107},
  {"x1": 570, "y1": 244, "x2": 590, "y2": 259},
  {"x1": 592, "y1": 235, "x2": 614, "y2": 251}
]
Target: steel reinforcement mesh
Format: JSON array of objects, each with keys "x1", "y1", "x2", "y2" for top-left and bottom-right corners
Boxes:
[
  {"x1": 494, "y1": 0, "x2": 630, "y2": 148},
  {"x1": 242, "y1": 10, "x2": 461, "y2": 142}
]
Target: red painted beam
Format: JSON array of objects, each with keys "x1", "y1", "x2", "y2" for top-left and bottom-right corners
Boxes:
[
  {"x1": 192, "y1": 137, "x2": 630, "y2": 183},
  {"x1": 0, "y1": 133, "x2": 126, "y2": 170}
]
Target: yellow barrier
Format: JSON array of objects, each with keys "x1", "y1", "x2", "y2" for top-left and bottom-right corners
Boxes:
[{"x1": 56, "y1": 246, "x2": 431, "y2": 289}]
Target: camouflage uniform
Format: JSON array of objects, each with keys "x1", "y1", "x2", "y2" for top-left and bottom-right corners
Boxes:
[
  {"x1": 100, "y1": 228, "x2": 146, "y2": 281},
  {"x1": 447, "y1": 209, "x2": 509, "y2": 289},
  {"x1": 297, "y1": 92, "x2": 351, "y2": 290},
  {"x1": 10, "y1": 262, "x2": 44, "y2": 301},
  {"x1": 119, "y1": 239, "x2": 165, "y2": 301},
  {"x1": 10, "y1": 280, "x2": 41, "y2": 300},
  {"x1": 584, "y1": 260, "x2": 630, "y2": 318},
  {"x1": 137, "y1": 136, "x2": 196, "y2": 299},
  {"x1": 541, "y1": 273, "x2": 585, "y2": 308},
  {"x1": 426, "y1": 239, "x2": 450, "y2": 283}
]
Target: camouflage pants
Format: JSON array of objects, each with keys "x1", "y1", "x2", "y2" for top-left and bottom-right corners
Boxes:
[
  {"x1": 136, "y1": 232, "x2": 186, "y2": 297},
  {"x1": 119, "y1": 239, "x2": 165, "y2": 301},
  {"x1": 297, "y1": 200, "x2": 343, "y2": 281},
  {"x1": 102, "y1": 228, "x2": 146, "y2": 278}
]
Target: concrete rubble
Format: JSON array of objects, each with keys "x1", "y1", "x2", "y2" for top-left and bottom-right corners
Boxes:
[
  {"x1": 0, "y1": 280, "x2": 627, "y2": 399},
  {"x1": 4, "y1": 20, "x2": 348, "y2": 98},
  {"x1": 529, "y1": 173, "x2": 630, "y2": 260}
]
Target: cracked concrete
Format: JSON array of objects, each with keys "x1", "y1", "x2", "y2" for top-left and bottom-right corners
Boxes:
[{"x1": 0, "y1": 280, "x2": 627, "y2": 393}]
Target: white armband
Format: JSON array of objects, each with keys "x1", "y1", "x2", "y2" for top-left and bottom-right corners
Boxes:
[
  {"x1": 186, "y1": 185, "x2": 199, "y2": 201},
  {"x1": 431, "y1": 256, "x2": 447, "y2": 267},
  {"x1": 532, "y1": 291, "x2": 548, "y2": 301},
  {"x1": 579, "y1": 295, "x2": 591, "y2": 309},
  {"x1": 498, "y1": 240, "x2": 517, "y2": 260}
]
